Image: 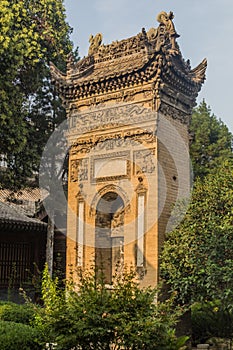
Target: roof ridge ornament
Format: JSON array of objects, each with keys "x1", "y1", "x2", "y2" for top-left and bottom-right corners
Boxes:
[
  {"x1": 88, "y1": 33, "x2": 103, "y2": 56},
  {"x1": 156, "y1": 11, "x2": 180, "y2": 55}
]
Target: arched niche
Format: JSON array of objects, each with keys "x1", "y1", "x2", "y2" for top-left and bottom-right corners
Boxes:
[
  {"x1": 95, "y1": 191, "x2": 124, "y2": 283},
  {"x1": 89, "y1": 184, "x2": 130, "y2": 217}
]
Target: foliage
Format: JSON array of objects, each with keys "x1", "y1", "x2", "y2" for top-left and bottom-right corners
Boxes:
[
  {"x1": 191, "y1": 300, "x2": 233, "y2": 346},
  {"x1": 0, "y1": 0, "x2": 75, "y2": 189},
  {"x1": 0, "y1": 320, "x2": 43, "y2": 350},
  {"x1": 0, "y1": 301, "x2": 34, "y2": 325},
  {"x1": 33, "y1": 264, "x2": 188, "y2": 350},
  {"x1": 160, "y1": 159, "x2": 233, "y2": 306},
  {"x1": 190, "y1": 100, "x2": 233, "y2": 179}
]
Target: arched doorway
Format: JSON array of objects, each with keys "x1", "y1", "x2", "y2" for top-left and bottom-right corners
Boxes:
[{"x1": 95, "y1": 192, "x2": 124, "y2": 283}]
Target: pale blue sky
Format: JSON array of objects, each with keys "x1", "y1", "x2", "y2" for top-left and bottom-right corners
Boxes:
[{"x1": 64, "y1": 0, "x2": 233, "y2": 133}]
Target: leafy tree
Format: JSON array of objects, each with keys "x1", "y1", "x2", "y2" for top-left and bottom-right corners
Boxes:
[
  {"x1": 34, "y1": 265, "x2": 188, "y2": 350},
  {"x1": 160, "y1": 159, "x2": 233, "y2": 306},
  {"x1": 190, "y1": 100, "x2": 233, "y2": 179},
  {"x1": 0, "y1": 0, "x2": 75, "y2": 189}
]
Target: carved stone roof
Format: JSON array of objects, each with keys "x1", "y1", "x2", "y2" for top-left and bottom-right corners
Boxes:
[{"x1": 50, "y1": 11, "x2": 207, "y2": 112}]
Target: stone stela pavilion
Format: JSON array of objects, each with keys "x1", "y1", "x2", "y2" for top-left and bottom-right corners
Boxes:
[{"x1": 50, "y1": 11, "x2": 207, "y2": 287}]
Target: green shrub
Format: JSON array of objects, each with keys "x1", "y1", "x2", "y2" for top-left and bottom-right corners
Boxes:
[
  {"x1": 0, "y1": 320, "x2": 43, "y2": 350},
  {"x1": 191, "y1": 301, "x2": 233, "y2": 345},
  {"x1": 34, "y1": 264, "x2": 188, "y2": 350},
  {"x1": 0, "y1": 301, "x2": 34, "y2": 325}
]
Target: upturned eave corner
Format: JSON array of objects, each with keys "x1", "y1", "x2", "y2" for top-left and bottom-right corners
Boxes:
[
  {"x1": 49, "y1": 61, "x2": 66, "y2": 85},
  {"x1": 189, "y1": 58, "x2": 208, "y2": 85}
]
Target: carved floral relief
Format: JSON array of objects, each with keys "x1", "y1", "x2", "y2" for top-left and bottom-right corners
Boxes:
[
  {"x1": 134, "y1": 148, "x2": 156, "y2": 175},
  {"x1": 70, "y1": 159, "x2": 89, "y2": 182}
]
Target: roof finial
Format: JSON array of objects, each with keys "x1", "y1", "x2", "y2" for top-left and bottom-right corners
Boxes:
[
  {"x1": 157, "y1": 11, "x2": 180, "y2": 55},
  {"x1": 88, "y1": 33, "x2": 103, "y2": 56}
]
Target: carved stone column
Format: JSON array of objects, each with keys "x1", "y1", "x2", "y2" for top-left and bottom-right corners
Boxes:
[
  {"x1": 135, "y1": 177, "x2": 147, "y2": 268},
  {"x1": 76, "y1": 186, "x2": 85, "y2": 267}
]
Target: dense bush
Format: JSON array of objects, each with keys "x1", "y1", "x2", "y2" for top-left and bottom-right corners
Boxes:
[
  {"x1": 191, "y1": 301, "x2": 233, "y2": 345},
  {"x1": 0, "y1": 301, "x2": 35, "y2": 325},
  {"x1": 34, "y1": 265, "x2": 188, "y2": 350},
  {"x1": 0, "y1": 320, "x2": 43, "y2": 350}
]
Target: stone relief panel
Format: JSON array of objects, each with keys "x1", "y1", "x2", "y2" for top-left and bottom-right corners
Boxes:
[
  {"x1": 69, "y1": 103, "x2": 157, "y2": 135},
  {"x1": 70, "y1": 158, "x2": 89, "y2": 182},
  {"x1": 70, "y1": 129, "x2": 156, "y2": 156},
  {"x1": 134, "y1": 148, "x2": 156, "y2": 175},
  {"x1": 91, "y1": 151, "x2": 130, "y2": 183}
]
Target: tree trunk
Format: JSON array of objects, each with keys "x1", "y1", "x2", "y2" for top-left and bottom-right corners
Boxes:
[{"x1": 46, "y1": 212, "x2": 54, "y2": 277}]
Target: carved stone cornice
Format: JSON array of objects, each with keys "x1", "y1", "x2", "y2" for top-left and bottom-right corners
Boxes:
[
  {"x1": 161, "y1": 85, "x2": 193, "y2": 111},
  {"x1": 70, "y1": 129, "x2": 156, "y2": 156},
  {"x1": 159, "y1": 102, "x2": 191, "y2": 125},
  {"x1": 66, "y1": 86, "x2": 153, "y2": 110}
]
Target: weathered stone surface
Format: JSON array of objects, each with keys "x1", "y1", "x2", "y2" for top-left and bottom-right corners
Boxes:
[{"x1": 51, "y1": 11, "x2": 206, "y2": 287}]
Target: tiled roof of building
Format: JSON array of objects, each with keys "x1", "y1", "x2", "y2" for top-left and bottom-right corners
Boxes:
[
  {"x1": 0, "y1": 188, "x2": 48, "y2": 217},
  {"x1": 0, "y1": 188, "x2": 43, "y2": 202},
  {"x1": 0, "y1": 201, "x2": 47, "y2": 231}
]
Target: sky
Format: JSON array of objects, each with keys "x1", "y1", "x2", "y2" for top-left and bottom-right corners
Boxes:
[{"x1": 63, "y1": 0, "x2": 233, "y2": 133}]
